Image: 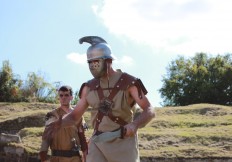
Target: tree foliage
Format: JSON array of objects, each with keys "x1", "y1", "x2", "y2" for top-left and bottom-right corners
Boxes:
[
  {"x1": 0, "y1": 60, "x2": 58, "y2": 103},
  {"x1": 0, "y1": 60, "x2": 22, "y2": 101},
  {"x1": 21, "y1": 72, "x2": 58, "y2": 103},
  {"x1": 159, "y1": 53, "x2": 232, "y2": 106},
  {"x1": 71, "y1": 90, "x2": 79, "y2": 105}
]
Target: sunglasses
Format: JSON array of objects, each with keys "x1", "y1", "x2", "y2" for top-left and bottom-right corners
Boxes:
[{"x1": 59, "y1": 94, "x2": 70, "y2": 97}]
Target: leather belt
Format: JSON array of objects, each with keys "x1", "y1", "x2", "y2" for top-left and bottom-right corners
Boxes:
[
  {"x1": 94, "y1": 127, "x2": 120, "y2": 136},
  {"x1": 52, "y1": 150, "x2": 81, "y2": 157},
  {"x1": 94, "y1": 127, "x2": 126, "y2": 139}
]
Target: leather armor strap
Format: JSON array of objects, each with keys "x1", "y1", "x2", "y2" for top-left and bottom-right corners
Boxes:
[
  {"x1": 93, "y1": 126, "x2": 126, "y2": 139},
  {"x1": 107, "y1": 112, "x2": 128, "y2": 126},
  {"x1": 79, "y1": 72, "x2": 147, "y2": 99},
  {"x1": 95, "y1": 110, "x2": 128, "y2": 132},
  {"x1": 95, "y1": 111, "x2": 104, "y2": 132},
  {"x1": 96, "y1": 73, "x2": 131, "y2": 101},
  {"x1": 78, "y1": 72, "x2": 148, "y2": 132},
  {"x1": 95, "y1": 73, "x2": 129, "y2": 131}
]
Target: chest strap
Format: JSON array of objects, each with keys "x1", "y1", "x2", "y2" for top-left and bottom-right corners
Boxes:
[
  {"x1": 95, "y1": 73, "x2": 130, "y2": 131},
  {"x1": 95, "y1": 110, "x2": 128, "y2": 131},
  {"x1": 78, "y1": 72, "x2": 148, "y2": 132}
]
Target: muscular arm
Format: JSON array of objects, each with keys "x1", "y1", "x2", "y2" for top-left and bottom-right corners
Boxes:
[
  {"x1": 124, "y1": 85, "x2": 155, "y2": 136},
  {"x1": 62, "y1": 86, "x2": 89, "y2": 127},
  {"x1": 130, "y1": 85, "x2": 155, "y2": 128},
  {"x1": 42, "y1": 86, "x2": 89, "y2": 141}
]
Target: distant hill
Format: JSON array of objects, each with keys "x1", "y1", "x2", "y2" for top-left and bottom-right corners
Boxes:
[
  {"x1": 0, "y1": 102, "x2": 232, "y2": 162},
  {"x1": 139, "y1": 104, "x2": 232, "y2": 161}
]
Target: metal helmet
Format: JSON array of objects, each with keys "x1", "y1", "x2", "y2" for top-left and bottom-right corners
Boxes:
[
  {"x1": 79, "y1": 36, "x2": 113, "y2": 78},
  {"x1": 79, "y1": 36, "x2": 113, "y2": 61}
]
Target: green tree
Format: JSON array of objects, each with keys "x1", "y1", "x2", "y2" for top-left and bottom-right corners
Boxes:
[
  {"x1": 71, "y1": 90, "x2": 79, "y2": 105},
  {"x1": 159, "y1": 53, "x2": 232, "y2": 106},
  {"x1": 0, "y1": 60, "x2": 22, "y2": 101},
  {"x1": 22, "y1": 72, "x2": 57, "y2": 103}
]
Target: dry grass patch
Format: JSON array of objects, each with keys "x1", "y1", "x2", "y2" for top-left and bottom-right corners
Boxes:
[{"x1": 1, "y1": 102, "x2": 232, "y2": 159}]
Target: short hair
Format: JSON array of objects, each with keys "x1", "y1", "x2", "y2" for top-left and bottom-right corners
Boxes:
[{"x1": 58, "y1": 85, "x2": 73, "y2": 96}]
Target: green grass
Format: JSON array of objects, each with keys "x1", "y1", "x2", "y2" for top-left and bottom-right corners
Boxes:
[
  {"x1": 5, "y1": 127, "x2": 44, "y2": 154},
  {"x1": 0, "y1": 110, "x2": 50, "y2": 122},
  {"x1": 137, "y1": 103, "x2": 232, "y2": 158},
  {"x1": 151, "y1": 114, "x2": 232, "y2": 128},
  {"x1": 140, "y1": 145, "x2": 232, "y2": 158},
  {"x1": 0, "y1": 102, "x2": 57, "y2": 122},
  {"x1": 1, "y1": 102, "x2": 232, "y2": 158}
]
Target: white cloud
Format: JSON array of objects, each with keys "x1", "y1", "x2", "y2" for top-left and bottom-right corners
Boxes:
[
  {"x1": 93, "y1": 0, "x2": 232, "y2": 56},
  {"x1": 67, "y1": 52, "x2": 134, "y2": 67},
  {"x1": 66, "y1": 52, "x2": 87, "y2": 65},
  {"x1": 114, "y1": 55, "x2": 134, "y2": 66}
]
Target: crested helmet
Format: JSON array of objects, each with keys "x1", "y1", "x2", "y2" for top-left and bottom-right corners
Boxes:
[
  {"x1": 79, "y1": 36, "x2": 113, "y2": 61},
  {"x1": 79, "y1": 36, "x2": 113, "y2": 78}
]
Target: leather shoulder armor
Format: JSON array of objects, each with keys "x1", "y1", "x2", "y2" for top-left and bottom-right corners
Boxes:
[
  {"x1": 78, "y1": 73, "x2": 148, "y2": 99},
  {"x1": 120, "y1": 73, "x2": 148, "y2": 99},
  {"x1": 78, "y1": 78, "x2": 99, "y2": 98}
]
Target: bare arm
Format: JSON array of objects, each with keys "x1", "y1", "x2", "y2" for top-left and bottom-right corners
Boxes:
[
  {"x1": 62, "y1": 86, "x2": 89, "y2": 127},
  {"x1": 42, "y1": 86, "x2": 89, "y2": 140},
  {"x1": 124, "y1": 85, "x2": 155, "y2": 136}
]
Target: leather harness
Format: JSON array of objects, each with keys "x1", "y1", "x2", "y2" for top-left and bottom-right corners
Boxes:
[{"x1": 79, "y1": 72, "x2": 148, "y2": 134}]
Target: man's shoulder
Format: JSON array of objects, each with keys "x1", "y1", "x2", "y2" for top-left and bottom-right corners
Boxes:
[
  {"x1": 44, "y1": 108, "x2": 59, "y2": 125},
  {"x1": 46, "y1": 108, "x2": 59, "y2": 115},
  {"x1": 78, "y1": 78, "x2": 97, "y2": 98},
  {"x1": 80, "y1": 78, "x2": 99, "y2": 91},
  {"x1": 120, "y1": 72, "x2": 148, "y2": 96},
  {"x1": 121, "y1": 72, "x2": 137, "y2": 80}
]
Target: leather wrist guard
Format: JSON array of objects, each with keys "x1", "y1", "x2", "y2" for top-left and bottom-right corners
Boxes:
[
  {"x1": 78, "y1": 131, "x2": 88, "y2": 152},
  {"x1": 39, "y1": 151, "x2": 48, "y2": 161}
]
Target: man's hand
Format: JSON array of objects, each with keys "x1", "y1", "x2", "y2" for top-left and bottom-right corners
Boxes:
[
  {"x1": 42, "y1": 117, "x2": 62, "y2": 141},
  {"x1": 123, "y1": 123, "x2": 138, "y2": 137}
]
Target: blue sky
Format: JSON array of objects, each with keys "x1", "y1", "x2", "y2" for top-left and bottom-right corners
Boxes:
[{"x1": 1, "y1": 0, "x2": 232, "y2": 107}]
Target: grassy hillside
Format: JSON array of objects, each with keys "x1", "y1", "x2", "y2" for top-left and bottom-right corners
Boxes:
[
  {"x1": 0, "y1": 102, "x2": 232, "y2": 158},
  {"x1": 139, "y1": 104, "x2": 232, "y2": 158}
]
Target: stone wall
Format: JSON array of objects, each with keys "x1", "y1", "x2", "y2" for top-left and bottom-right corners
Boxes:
[
  {"x1": 0, "y1": 133, "x2": 40, "y2": 162},
  {"x1": 0, "y1": 148, "x2": 39, "y2": 162},
  {"x1": 0, "y1": 114, "x2": 45, "y2": 134},
  {"x1": 0, "y1": 114, "x2": 45, "y2": 162}
]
